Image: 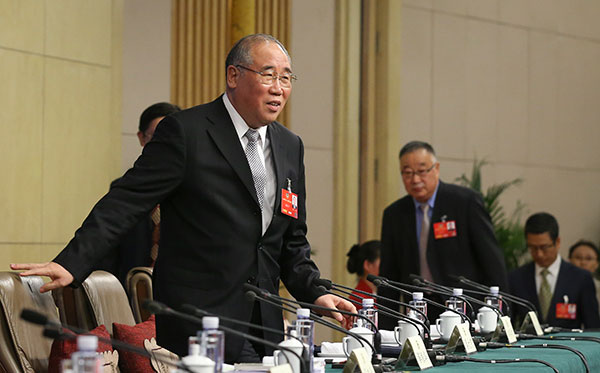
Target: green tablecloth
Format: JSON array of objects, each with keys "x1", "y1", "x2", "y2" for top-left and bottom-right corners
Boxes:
[
  {"x1": 429, "y1": 332, "x2": 600, "y2": 372},
  {"x1": 325, "y1": 332, "x2": 600, "y2": 372}
]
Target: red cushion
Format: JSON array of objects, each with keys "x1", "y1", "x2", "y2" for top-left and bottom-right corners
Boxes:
[
  {"x1": 48, "y1": 324, "x2": 113, "y2": 373},
  {"x1": 112, "y1": 315, "x2": 156, "y2": 373}
]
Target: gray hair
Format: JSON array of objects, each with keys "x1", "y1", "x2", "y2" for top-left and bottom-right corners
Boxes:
[
  {"x1": 225, "y1": 34, "x2": 291, "y2": 74},
  {"x1": 399, "y1": 141, "x2": 437, "y2": 160}
]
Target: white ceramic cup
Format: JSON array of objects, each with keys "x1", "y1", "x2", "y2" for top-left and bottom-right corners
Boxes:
[
  {"x1": 477, "y1": 306, "x2": 498, "y2": 334},
  {"x1": 274, "y1": 337, "x2": 305, "y2": 373},
  {"x1": 435, "y1": 310, "x2": 462, "y2": 341},
  {"x1": 342, "y1": 326, "x2": 374, "y2": 357},
  {"x1": 394, "y1": 320, "x2": 421, "y2": 345}
]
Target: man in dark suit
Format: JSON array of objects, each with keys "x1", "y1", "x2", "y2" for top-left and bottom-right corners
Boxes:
[
  {"x1": 378, "y1": 141, "x2": 508, "y2": 329},
  {"x1": 96, "y1": 102, "x2": 181, "y2": 286},
  {"x1": 11, "y1": 34, "x2": 355, "y2": 361},
  {"x1": 509, "y1": 212, "x2": 600, "y2": 329}
]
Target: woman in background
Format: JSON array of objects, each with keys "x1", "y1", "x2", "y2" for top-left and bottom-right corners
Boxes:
[
  {"x1": 569, "y1": 240, "x2": 600, "y2": 311},
  {"x1": 347, "y1": 240, "x2": 381, "y2": 307}
]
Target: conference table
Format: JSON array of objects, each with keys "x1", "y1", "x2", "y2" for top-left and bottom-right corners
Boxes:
[{"x1": 326, "y1": 332, "x2": 600, "y2": 372}]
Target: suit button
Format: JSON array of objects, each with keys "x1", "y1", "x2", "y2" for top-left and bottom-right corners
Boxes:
[
  {"x1": 257, "y1": 244, "x2": 263, "y2": 251},
  {"x1": 247, "y1": 276, "x2": 256, "y2": 284}
]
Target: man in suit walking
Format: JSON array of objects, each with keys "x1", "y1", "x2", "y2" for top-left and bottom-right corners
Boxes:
[
  {"x1": 378, "y1": 141, "x2": 507, "y2": 329},
  {"x1": 509, "y1": 212, "x2": 600, "y2": 329},
  {"x1": 11, "y1": 34, "x2": 355, "y2": 361}
]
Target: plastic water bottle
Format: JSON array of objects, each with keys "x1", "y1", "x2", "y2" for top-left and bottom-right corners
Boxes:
[
  {"x1": 294, "y1": 308, "x2": 314, "y2": 372},
  {"x1": 408, "y1": 292, "x2": 427, "y2": 322},
  {"x1": 71, "y1": 335, "x2": 101, "y2": 373},
  {"x1": 485, "y1": 286, "x2": 503, "y2": 312},
  {"x1": 445, "y1": 288, "x2": 466, "y2": 314},
  {"x1": 198, "y1": 316, "x2": 225, "y2": 373},
  {"x1": 358, "y1": 298, "x2": 378, "y2": 331}
]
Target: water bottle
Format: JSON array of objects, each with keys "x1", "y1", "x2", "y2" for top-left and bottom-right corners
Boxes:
[
  {"x1": 445, "y1": 288, "x2": 466, "y2": 314},
  {"x1": 294, "y1": 308, "x2": 314, "y2": 372},
  {"x1": 358, "y1": 298, "x2": 378, "y2": 331},
  {"x1": 485, "y1": 286, "x2": 503, "y2": 312},
  {"x1": 198, "y1": 316, "x2": 225, "y2": 373},
  {"x1": 71, "y1": 335, "x2": 101, "y2": 373},
  {"x1": 408, "y1": 292, "x2": 427, "y2": 322}
]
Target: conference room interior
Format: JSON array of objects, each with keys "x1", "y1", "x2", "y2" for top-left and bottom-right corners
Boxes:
[{"x1": 2, "y1": 0, "x2": 600, "y2": 371}]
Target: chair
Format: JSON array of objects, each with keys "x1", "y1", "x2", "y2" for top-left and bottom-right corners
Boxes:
[
  {"x1": 53, "y1": 271, "x2": 135, "y2": 336},
  {"x1": 0, "y1": 272, "x2": 60, "y2": 373},
  {"x1": 125, "y1": 267, "x2": 154, "y2": 324}
]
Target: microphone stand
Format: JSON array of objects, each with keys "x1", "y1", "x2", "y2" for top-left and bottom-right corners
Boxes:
[
  {"x1": 368, "y1": 275, "x2": 473, "y2": 331},
  {"x1": 315, "y1": 280, "x2": 431, "y2": 348},
  {"x1": 143, "y1": 300, "x2": 310, "y2": 373},
  {"x1": 244, "y1": 289, "x2": 378, "y2": 360}
]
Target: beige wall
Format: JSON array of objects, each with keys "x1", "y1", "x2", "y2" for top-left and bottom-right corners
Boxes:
[
  {"x1": 121, "y1": 0, "x2": 172, "y2": 171},
  {"x1": 0, "y1": 0, "x2": 123, "y2": 270},
  {"x1": 400, "y1": 0, "x2": 600, "y2": 256}
]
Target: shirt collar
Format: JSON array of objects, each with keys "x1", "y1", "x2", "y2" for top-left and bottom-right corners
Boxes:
[
  {"x1": 535, "y1": 254, "x2": 562, "y2": 276},
  {"x1": 223, "y1": 93, "x2": 268, "y2": 143},
  {"x1": 412, "y1": 180, "x2": 440, "y2": 210}
]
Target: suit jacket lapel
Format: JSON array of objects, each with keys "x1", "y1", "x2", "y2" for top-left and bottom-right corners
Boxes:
[
  {"x1": 205, "y1": 99, "x2": 259, "y2": 206},
  {"x1": 267, "y1": 124, "x2": 284, "y2": 214},
  {"x1": 551, "y1": 260, "x2": 568, "y2": 307}
]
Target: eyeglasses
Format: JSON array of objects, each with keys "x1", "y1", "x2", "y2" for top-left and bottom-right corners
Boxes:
[
  {"x1": 401, "y1": 164, "x2": 436, "y2": 179},
  {"x1": 236, "y1": 65, "x2": 297, "y2": 88},
  {"x1": 527, "y1": 243, "x2": 555, "y2": 252}
]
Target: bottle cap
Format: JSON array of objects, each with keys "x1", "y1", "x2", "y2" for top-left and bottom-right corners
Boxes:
[
  {"x1": 202, "y1": 316, "x2": 219, "y2": 329},
  {"x1": 490, "y1": 286, "x2": 499, "y2": 295},
  {"x1": 362, "y1": 298, "x2": 375, "y2": 306},
  {"x1": 297, "y1": 308, "x2": 310, "y2": 318},
  {"x1": 77, "y1": 335, "x2": 98, "y2": 351},
  {"x1": 452, "y1": 288, "x2": 463, "y2": 296},
  {"x1": 412, "y1": 292, "x2": 423, "y2": 300}
]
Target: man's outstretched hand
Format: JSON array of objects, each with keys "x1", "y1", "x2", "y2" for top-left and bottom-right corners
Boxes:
[
  {"x1": 10, "y1": 262, "x2": 74, "y2": 293},
  {"x1": 314, "y1": 294, "x2": 357, "y2": 329}
]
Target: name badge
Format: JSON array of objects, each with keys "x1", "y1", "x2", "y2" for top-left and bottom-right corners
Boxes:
[
  {"x1": 281, "y1": 188, "x2": 298, "y2": 219},
  {"x1": 433, "y1": 221, "x2": 457, "y2": 239},
  {"x1": 556, "y1": 303, "x2": 577, "y2": 320}
]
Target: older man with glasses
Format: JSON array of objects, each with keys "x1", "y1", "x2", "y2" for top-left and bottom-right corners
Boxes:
[
  {"x1": 11, "y1": 34, "x2": 354, "y2": 362},
  {"x1": 509, "y1": 212, "x2": 600, "y2": 329},
  {"x1": 378, "y1": 141, "x2": 508, "y2": 329}
]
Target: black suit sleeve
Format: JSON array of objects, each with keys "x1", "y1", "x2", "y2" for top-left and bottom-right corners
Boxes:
[
  {"x1": 378, "y1": 206, "x2": 402, "y2": 330},
  {"x1": 466, "y1": 192, "x2": 508, "y2": 290},
  {"x1": 54, "y1": 115, "x2": 186, "y2": 283}
]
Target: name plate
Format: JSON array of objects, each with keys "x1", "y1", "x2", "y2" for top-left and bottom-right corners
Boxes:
[
  {"x1": 499, "y1": 316, "x2": 517, "y2": 343},
  {"x1": 396, "y1": 335, "x2": 433, "y2": 370},
  {"x1": 445, "y1": 323, "x2": 477, "y2": 355},
  {"x1": 343, "y1": 347, "x2": 375, "y2": 373},
  {"x1": 521, "y1": 311, "x2": 544, "y2": 336}
]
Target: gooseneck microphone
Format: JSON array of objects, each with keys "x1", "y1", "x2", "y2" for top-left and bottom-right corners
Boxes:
[
  {"x1": 367, "y1": 275, "x2": 472, "y2": 330},
  {"x1": 313, "y1": 278, "x2": 431, "y2": 347},
  {"x1": 243, "y1": 287, "x2": 377, "y2": 358},
  {"x1": 452, "y1": 275, "x2": 536, "y2": 316},
  {"x1": 143, "y1": 300, "x2": 310, "y2": 373},
  {"x1": 20, "y1": 309, "x2": 194, "y2": 373}
]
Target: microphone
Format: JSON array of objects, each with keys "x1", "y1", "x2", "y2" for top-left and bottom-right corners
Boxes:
[
  {"x1": 314, "y1": 279, "x2": 431, "y2": 347},
  {"x1": 143, "y1": 300, "x2": 310, "y2": 373},
  {"x1": 244, "y1": 289, "x2": 378, "y2": 360},
  {"x1": 408, "y1": 274, "x2": 453, "y2": 293},
  {"x1": 21, "y1": 309, "x2": 194, "y2": 373},
  {"x1": 179, "y1": 304, "x2": 307, "y2": 354},
  {"x1": 452, "y1": 275, "x2": 537, "y2": 316},
  {"x1": 368, "y1": 275, "x2": 472, "y2": 331}
]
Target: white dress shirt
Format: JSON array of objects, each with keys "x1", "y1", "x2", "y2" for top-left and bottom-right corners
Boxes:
[
  {"x1": 535, "y1": 254, "x2": 562, "y2": 296},
  {"x1": 223, "y1": 93, "x2": 276, "y2": 235}
]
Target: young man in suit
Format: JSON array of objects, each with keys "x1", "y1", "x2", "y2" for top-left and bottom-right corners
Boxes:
[
  {"x1": 11, "y1": 34, "x2": 355, "y2": 361},
  {"x1": 378, "y1": 141, "x2": 507, "y2": 329},
  {"x1": 509, "y1": 212, "x2": 600, "y2": 329}
]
